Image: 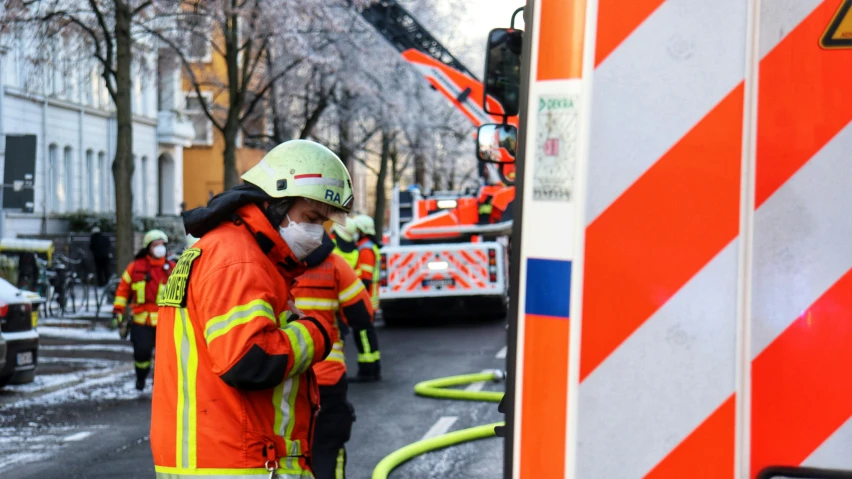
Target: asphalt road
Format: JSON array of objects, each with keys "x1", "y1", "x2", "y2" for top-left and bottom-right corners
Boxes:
[{"x1": 0, "y1": 318, "x2": 508, "y2": 479}]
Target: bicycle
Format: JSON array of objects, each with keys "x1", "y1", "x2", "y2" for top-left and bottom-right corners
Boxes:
[
  {"x1": 95, "y1": 274, "x2": 121, "y2": 319},
  {"x1": 34, "y1": 257, "x2": 55, "y2": 318},
  {"x1": 46, "y1": 254, "x2": 82, "y2": 317}
]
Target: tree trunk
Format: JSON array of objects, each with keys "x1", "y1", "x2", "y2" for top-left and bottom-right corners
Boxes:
[
  {"x1": 222, "y1": 7, "x2": 242, "y2": 190},
  {"x1": 374, "y1": 129, "x2": 391, "y2": 235},
  {"x1": 336, "y1": 90, "x2": 352, "y2": 171},
  {"x1": 414, "y1": 152, "x2": 426, "y2": 187},
  {"x1": 223, "y1": 119, "x2": 240, "y2": 189},
  {"x1": 112, "y1": 0, "x2": 135, "y2": 273}
]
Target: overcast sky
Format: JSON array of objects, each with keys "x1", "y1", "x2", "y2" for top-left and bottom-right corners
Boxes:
[{"x1": 438, "y1": 0, "x2": 526, "y2": 77}]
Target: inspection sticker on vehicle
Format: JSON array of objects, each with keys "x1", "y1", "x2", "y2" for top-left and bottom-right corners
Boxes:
[
  {"x1": 534, "y1": 94, "x2": 578, "y2": 202},
  {"x1": 17, "y1": 351, "x2": 33, "y2": 366}
]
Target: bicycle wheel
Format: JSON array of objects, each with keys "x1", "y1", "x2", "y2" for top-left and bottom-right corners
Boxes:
[
  {"x1": 65, "y1": 279, "x2": 78, "y2": 315},
  {"x1": 48, "y1": 287, "x2": 61, "y2": 317}
]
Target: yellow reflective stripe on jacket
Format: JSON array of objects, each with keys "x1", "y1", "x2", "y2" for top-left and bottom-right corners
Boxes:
[
  {"x1": 282, "y1": 375, "x2": 302, "y2": 447},
  {"x1": 360, "y1": 264, "x2": 374, "y2": 273},
  {"x1": 294, "y1": 298, "x2": 339, "y2": 311},
  {"x1": 372, "y1": 244, "x2": 380, "y2": 308},
  {"x1": 132, "y1": 281, "x2": 146, "y2": 304},
  {"x1": 204, "y1": 299, "x2": 275, "y2": 345},
  {"x1": 338, "y1": 280, "x2": 365, "y2": 303},
  {"x1": 281, "y1": 321, "x2": 314, "y2": 376},
  {"x1": 155, "y1": 460, "x2": 311, "y2": 478},
  {"x1": 122, "y1": 271, "x2": 132, "y2": 283},
  {"x1": 133, "y1": 311, "x2": 158, "y2": 325},
  {"x1": 114, "y1": 296, "x2": 128, "y2": 308},
  {"x1": 326, "y1": 341, "x2": 345, "y2": 363},
  {"x1": 273, "y1": 376, "x2": 303, "y2": 454},
  {"x1": 174, "y1": 308, "x2": 199, "y2": 470}
]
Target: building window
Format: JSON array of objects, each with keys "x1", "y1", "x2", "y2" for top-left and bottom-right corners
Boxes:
[
  {"x1": 86, "y1": 150, "x2": 95, "y2": 210},
  {"x1": 140, "y1": 156, "x2": 148, "y2": 216},
  {"x1": 63, "y1": 146, "x2": 74, "y2": 212},
  {"x1": 185, "y1": 91, "x2": 213, "y2": 146},
  {"x1": 48, "y1": 144, "x2": 58, "y2": 213},
  {"x1": 132, "y1": 155, "x2": 138, "y2": 214},
  {"x1": 180, "y1": 13, "x2": 212, "y2": 63},
  {"x1": 99, "y1": 151, "x2": 110, "y2": 212},
  {"x1": 134, "y1": 72, "x2": 142, "y2": 115}
]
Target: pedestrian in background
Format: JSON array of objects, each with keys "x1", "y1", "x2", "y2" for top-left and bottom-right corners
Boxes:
[{"x1": 89, "y1": 226, "x2": 112, "y2": 287}]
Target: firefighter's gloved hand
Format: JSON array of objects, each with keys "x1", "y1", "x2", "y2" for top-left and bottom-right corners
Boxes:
[
  {"x1": 111, "y1": 312, "x2": 121, "y2": 330},
  {"x1": 353, "y1": 360, "x2": 381, "y2": 382},
  {"x1": 114, "y1": 313, "x2": 129, "y2": 340},
  {"x1": 285, "y1": 300, "x2": 304, "y2": 323}
]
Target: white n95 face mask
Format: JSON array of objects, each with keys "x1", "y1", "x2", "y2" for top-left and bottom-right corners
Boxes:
[
  {"x1": 279, "y1": 215, "x2": 324, "y2": 260},
  {"x1": 152, "y1": 244, "x2": 167, "y2": 259}
]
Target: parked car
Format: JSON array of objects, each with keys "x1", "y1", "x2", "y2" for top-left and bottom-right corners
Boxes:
[
  {"x1": 0, "y1": 278, "x2": 38, "y2": 387},
  {"x1": 0, "y1": 332, "x2": 7, "y2": 374}
]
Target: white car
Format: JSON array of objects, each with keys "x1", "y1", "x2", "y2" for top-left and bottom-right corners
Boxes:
[{"x1": 0, "y1": 278, "x2": 38, "y2": 386}]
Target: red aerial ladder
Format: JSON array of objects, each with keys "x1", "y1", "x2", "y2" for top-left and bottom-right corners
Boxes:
[{"x1": 359, "y1": 1, "x2": 522, "y2": 321}]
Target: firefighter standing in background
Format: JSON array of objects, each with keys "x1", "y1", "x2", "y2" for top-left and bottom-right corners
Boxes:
[
  {"x1": 112, "y1": 229, "x2": 175, "y2": 391},
  {"x1": 292, "y1": 231, "x2": 381, "y2": 479},
  {"x1": 151, "y1": 140, "x2": 352, "y2": 478},
  {"x1": 331, "y1": 217, "x2": 359, "y2": 270},
  {"x1": 351, "y1": 214, "x2": 381, "y2": 312}
]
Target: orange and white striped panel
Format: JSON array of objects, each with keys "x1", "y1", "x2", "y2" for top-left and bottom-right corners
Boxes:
[
  {"x1": 577, "y1": 0, "x2": 748, "y2": 476},
  {"x1": 749, "y1": 0, "x2": 852, "y2": 475},
  {"x1": 569, "y1": 0, "x2": 852, "y2": 479},
  {"x1": 381, "y1": 244, "x2": 504, "y2": 298}
]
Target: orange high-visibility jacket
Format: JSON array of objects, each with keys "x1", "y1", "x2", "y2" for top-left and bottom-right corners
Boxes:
[
  {"x1": 293, "y1": 235, "x2": 375, "y2": 386},
  {"x1": 113, "y1": 255, "x2": 175, "y2": 326},
  {"x1": 355, "y1": 237, "x2": 380, "y2": 310},
  {"x1": 151, "y1": 203, "x2": 331, "y2": 478}
]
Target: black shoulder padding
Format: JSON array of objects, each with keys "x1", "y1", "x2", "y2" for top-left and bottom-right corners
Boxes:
[{"x1": 220, "y1": 344, "x2": 288, "y2": 390}]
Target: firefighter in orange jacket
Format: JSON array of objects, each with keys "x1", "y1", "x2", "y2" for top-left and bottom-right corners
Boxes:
[
  {"x1": 112, "y1": 229, "x2": 175, "y2": 391},
  {"x1": 351, "y1": 214, "x2": 381, "y2": 312},
  {"x1": 292, "y1": 232, "x2": 380, "y2": 479},
  {"x1": 151, "y1": 140, "x2": 353, "y2": 478}
]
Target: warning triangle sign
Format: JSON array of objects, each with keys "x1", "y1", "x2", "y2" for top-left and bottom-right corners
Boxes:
[{"x1": 821, "y1": 0, "x2": 852, "y2": 49}]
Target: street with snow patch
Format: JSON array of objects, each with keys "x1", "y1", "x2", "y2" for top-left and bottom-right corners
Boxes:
[{"x1": 0, "y1": 318, "x2": 507, "y2": 479}]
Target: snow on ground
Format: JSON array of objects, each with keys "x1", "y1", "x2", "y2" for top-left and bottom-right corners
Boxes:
[
  {"x1": 2, "y1": 371, "x2": 138, "y2": 409},
  {"x1": 0, "y1": 424, "x2": 110, "y2": 471},
  {"x1": 36, "y1": 326, "x2": 121, "y2": 341},
  {"x1": 41, "y1": 344, "x2": 133, "y2": 353},
  {"x1": 1, "y1": 373, "x2": 83, "y2": 393}
]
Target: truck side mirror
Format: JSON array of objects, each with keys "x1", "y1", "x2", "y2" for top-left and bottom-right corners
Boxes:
[
  {"x1": 477, "y1": 124, "x2": 518, "y2": 163},
  {"x1": 483, "y1": 28, "x2": 523, "y2": 117}
]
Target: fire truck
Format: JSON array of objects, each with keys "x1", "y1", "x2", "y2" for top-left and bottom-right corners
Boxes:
[
  {"x1": 495, "y1": 0, "x2": 852, "y2": 478},
  {"x1": 360, "y1": 2, "x2": 522, "y2": 322}
]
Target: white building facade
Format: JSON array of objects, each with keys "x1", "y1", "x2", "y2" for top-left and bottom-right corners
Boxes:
[{"x1": 0, "y1": 34, "x2": 194, "y2": 238}]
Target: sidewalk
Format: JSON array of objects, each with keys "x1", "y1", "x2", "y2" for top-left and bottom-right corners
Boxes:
[{"x1": 0, "y1": 313, "x2": 134, "y2": 405}]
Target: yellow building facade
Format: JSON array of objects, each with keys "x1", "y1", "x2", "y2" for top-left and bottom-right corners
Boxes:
[{"x1": 180, "y1": 29, "x2": 268, "y2": 210}]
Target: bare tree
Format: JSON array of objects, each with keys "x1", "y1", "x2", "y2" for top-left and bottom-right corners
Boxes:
[{"x1": 3, "y1": 0, "x2": 155, "y2": 272}]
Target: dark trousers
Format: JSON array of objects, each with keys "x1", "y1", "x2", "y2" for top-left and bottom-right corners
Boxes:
[
  {"x1": 130, "y1": 324, "x2": 156, "y2": 383},
  {"x1": 94, "y1": 256, "x2": 111, "y2": 286},
  {"x1": 312, "y1": 377, "x2": 355, "y2": 479}
]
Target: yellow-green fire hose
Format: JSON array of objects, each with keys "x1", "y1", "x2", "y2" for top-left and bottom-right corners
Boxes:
[{"x1": 372, "y1": 371, "x2": 506, "y2": 479}]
